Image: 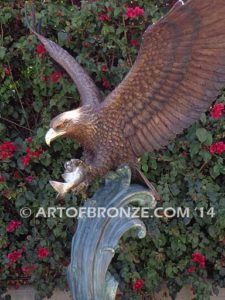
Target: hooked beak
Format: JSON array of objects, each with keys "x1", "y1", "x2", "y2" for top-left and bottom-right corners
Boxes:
[{"x1": 45, "y1": 128, "x2": 66, "y2": 146}]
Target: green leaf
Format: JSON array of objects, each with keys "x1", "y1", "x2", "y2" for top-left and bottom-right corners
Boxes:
[
  {"x1": 58, "y1": 31, "x2": 68, "y2": 42},
  {"x1": 142, "y1": 163, "x2": 148, "y2": 173},
  {"x1": 189, "y1": 142, "x2": 200, "y2": 157},
  {"x1": 0, "y1": 47, "x2": 6, "y2": 59},
  {"x1": 47, "y1": 218, "x2": 57, "y2": 230},
  {"x1": 196, "y1": 128, "x2": 208, "y2": 143},
  {"x1": 40, "y1": 152, "x2": 52, "y2": 167}
]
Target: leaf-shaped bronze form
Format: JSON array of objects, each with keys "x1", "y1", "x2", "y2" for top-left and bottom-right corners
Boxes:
[{"x1": 67, "y1": 166, "x2": 156, "y2": 300}]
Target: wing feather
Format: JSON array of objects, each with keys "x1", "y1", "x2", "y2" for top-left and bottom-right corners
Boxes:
[
  {"x1": 30, "y1": 31, "x2": 101, "y2": 107},
  {"x1": 100, "y1": 0, "x2": 225, "y2": 156}
]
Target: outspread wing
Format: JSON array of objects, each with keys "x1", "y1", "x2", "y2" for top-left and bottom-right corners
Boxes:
[
  {"x1": 30, "y1": 30, "x2": 102, "y2": 107},
  {"x1": 100, "y1": 0, "x2": 225, "y2": 156}
]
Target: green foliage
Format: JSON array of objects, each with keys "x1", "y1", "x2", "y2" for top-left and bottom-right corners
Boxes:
[{"x1": 0, "y1": 0, "x2": 225, "y2": 299}]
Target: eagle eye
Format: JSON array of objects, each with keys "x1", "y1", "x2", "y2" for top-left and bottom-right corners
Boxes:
[{"x1": 55, "y1": 124, "x2": 64, "y2": 130}]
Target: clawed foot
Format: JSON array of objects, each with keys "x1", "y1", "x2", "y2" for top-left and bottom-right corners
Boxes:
[
  {"x1": 64, "y1": 159, "x2": 88, "y2": 173},
  {"x1": 71, "y1": 181, "x2": 89, "y2": 199}
]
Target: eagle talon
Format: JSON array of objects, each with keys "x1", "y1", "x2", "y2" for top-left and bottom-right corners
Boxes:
[
  {"x1": 49, "y1": 160, "x2": 89, "y2": 197},
  {"x1": 64, "y1": 159, "x2": 87, "y2": 173},
  {"x1": 62, "y1": 159, "x2": 91, "y2": 197},
  {"x1": 71, "y1": 181, "x2": 89, "y2": 197}
]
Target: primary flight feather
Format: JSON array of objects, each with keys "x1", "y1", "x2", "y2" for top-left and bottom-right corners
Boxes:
[{"x1": 31, "y1": 0, "x2": 225, "y2": 196}]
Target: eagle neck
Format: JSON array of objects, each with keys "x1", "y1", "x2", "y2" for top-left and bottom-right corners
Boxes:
[{"x1": 71, "y1": 105, "x2": 99, "y2": 151}]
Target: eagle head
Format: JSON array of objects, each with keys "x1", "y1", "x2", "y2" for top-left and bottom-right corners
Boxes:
[{"x1": 45, "y1": 108, "x2": 83, "y2": 146}]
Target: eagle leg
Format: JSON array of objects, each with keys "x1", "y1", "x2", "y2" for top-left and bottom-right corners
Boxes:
[
  {"x1": 136, "y1": 167, "x2": 162, "y2": 202},
  {"x1": 71, "y1": 181, "x2": 89, "y2": 198}
]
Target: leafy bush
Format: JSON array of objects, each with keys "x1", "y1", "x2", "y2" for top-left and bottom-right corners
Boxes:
[{"x1": 0, "y1": 0, "x2": 225, "y2": 299}]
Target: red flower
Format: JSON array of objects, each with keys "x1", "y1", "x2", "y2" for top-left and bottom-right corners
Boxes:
[
  {"x1": 132, "y1": 279, "x2": 144, "y2": 290},
  {"x1": 39, "y1": 146, "x2": 44, "y2": 153},
  {"x1": 36, "y1": 43, "x2": 46, "y2": 57},
  {"x1": 32, "y1": 151, "x2": 41, "y2": 158},
  {"x1": 101, "y1": 64, "x2": 108, "y2": 72},
  {"x1": 130, "y1": 39, "x2": 138, "y2": 47},
  {"x1": 25, "y1": 137, "x2": 33, "y2": 144},
  {"x1": 209, "y1": 141, "x2": 225, "y2": 155},
  {"x1": 6, "y1": 220, "x2": 22, "y2": 233},
  {"x1": 0, "y1": 175, "x2": 4, "y2": 183},
  {"x1": 181, "y1": 151, "x2": 188, "y2": 157},
  {"x1": 37, "y1": 247, "x2": 50, "y2": 259},
  {"x1": 26, "y1": 176, "x2": 33, "y2": 183},
  {"x1": 26, "y1": 147, "x2": 31, "y2": 155},
  {"x1": 21, "y1": 246, "x2": 27, "y2": 251},
  {"x1": 134, "y1": 6, "x2": 144, "y2": 16},
  {"x1": 102, "y1": 77, "x2": 110, "y2": 89},
  {"x1": 126, "y1": 6, "x2": 144, "y2": 19},
  {"x1": 13, "y1": 170, "x2": 21, "y2": 179},
  {"x1": 3, "y1": 141, "x2": 17, "y2": 152},
  {"x1": 51, "y1": 71, "x2": 62, "y2": 83},
  {"x1": 188, "y1": 266, "x2": 195, "y2": 273},
  {"x1": 3, "y1": 64, "x2": 12, "y2": 75},
  {"x1": 21, "y1": 155, "x2": 30, "y2": 167},
  {"x1": 7, "y1": 250, "x2": 23, "y2": 264},
  {"x1": 42, "y1": 75, "x2": 49, "y2": 82},
  {"x1": 210, "y1": 103, "x2": 224, "y2": 120},
  {"x1": 107, "y1": 6, "x2": 113, "y2": 12},
  {"x1": 192, "y1": 252, "x2": 206, "y2": 269},
  {"x1": 83, "y1": 41, "x2": 91, "y2": 48},
  {"x1": 98, "y1": 14, "x2": 109, "y2": 22},
  {"x1": 22, "y1": 147, "x2": 44, "y2": 167},
  {"x1": 0, "y1": 141, "x2": 17, "y2": 160},
  {"x1": 21, "y1": 265, "x2": 37, "y2": 274},
  {"x1": 126, "y1": 8, "x2": 136, "y2": 18},
  {"x1": 0, "y1": 152, "x2": 13, "y2": 160}
]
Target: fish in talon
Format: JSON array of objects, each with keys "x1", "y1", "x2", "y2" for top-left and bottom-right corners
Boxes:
[
  {"x1": 49, "y1": 180, "x2": 76, "y2": 198},
  {"x1": 50, "y1": 166, "x2": 86, "y2": 196}
]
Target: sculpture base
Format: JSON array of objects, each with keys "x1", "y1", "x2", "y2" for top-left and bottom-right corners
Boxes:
[{"x1": 67, "y1": 166, "x2": 156, "y2": 300}]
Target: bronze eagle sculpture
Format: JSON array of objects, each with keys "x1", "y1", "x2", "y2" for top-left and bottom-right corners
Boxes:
[{"x1": 30, "y1": 0, "x2": 225, "y2": 198}]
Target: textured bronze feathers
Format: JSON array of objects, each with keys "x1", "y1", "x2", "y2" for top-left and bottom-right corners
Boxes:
[
  {"x1": 101, "y1": 0, "x2": 225, "y2": 157},
  {"x1": 29, "y1": 31, "x2": 102, "y2": 106},
  {"x1": 38, "y1": 0, "x2": 225, "y2": 191}
]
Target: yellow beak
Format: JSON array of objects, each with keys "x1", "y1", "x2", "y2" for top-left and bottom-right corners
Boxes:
[{"x1": 45, "y1": 128, "x2": 66, "y2": 146}]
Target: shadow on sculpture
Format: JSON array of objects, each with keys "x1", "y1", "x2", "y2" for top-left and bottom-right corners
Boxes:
[{"x1": 67, "y1": 166, "x2": 156, "y2": 300}]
